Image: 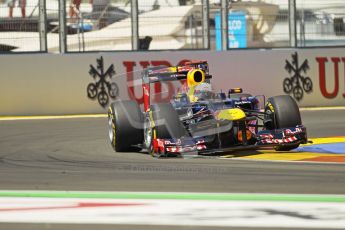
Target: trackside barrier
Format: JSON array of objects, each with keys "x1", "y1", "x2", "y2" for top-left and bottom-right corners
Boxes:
[{"x1": 0, "y1": 49, "x2": 345, "y2": 116}]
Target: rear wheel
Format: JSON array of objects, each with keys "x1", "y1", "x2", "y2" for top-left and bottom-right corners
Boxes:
[
  {"x1": 265, "y1": 95, "x2": 302, "y2": 151},
  {"x1": 108, "y1": 100, "x2": 143, "y2": 152}
]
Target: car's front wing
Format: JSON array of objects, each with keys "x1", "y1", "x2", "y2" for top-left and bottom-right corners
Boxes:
[{"x1": 151, "y1": 125, "x2": 307, "y2": 157}]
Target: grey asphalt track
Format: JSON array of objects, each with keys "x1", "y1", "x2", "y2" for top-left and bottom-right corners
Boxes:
[{"x1": 0, "y1": 109, "x2": 345, "y2": 230}]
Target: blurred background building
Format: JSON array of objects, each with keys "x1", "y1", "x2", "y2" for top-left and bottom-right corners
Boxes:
[{"x1": 0, "y1": 0, "x2": 344, "y2": 53}]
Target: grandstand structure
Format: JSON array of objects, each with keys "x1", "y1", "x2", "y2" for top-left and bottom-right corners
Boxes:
[{"x1": 0, "y1": 0, "x2": 344, "y2": 53}]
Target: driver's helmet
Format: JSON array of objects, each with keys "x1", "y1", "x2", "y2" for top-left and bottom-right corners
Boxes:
[
  {"x1": 189, "y1": 82, "x2": 215, "y2": 102},
  {"x1": 196, "y1": 63, "x2": 209, "y2": 74}
]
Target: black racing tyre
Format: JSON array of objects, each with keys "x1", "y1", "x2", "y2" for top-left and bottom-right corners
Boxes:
[
  {"x1": 143, "y1": 115, "x2": 155, "y2": 156},
  {"x1": 265, "y1": 95, "x2": 302, "y2": 151},
  {"x1": 150, "y1": 103, "x2": 186, "y2": 139},
  {"x1": 144, "y1": 103, "x2": 185, "y2": 157},
  {"x1": 108, "y1": 100, "x2": 143, "y2": 152}
]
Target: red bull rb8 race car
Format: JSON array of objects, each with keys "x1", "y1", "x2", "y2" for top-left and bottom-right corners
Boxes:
[{"x1": 108, "y1": 60, "x2": 307, "y2": 157}]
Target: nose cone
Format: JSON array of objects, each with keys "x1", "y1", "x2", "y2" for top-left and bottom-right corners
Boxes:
[{"x1": 216, "y1": 108, "x2": 246, "y2": 121}]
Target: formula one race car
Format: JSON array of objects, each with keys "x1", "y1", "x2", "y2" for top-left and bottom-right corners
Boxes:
[{"x1": 108, "y1": 60, "x2": 307, "y2": 157}]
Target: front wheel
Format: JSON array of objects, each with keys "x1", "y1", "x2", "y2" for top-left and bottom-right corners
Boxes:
[
  {"x1": 265, "y1": 95, "x2": 302, "y2": 151},
  {"x1": 150, "y1": 103, "x2": 186, "y2": 139},
  {"x1": 143, "y1": 115, "x2": 155, "y2": 156},
  {"x1": 145, "y1": 103, "x2": 186, "y2": 157}
]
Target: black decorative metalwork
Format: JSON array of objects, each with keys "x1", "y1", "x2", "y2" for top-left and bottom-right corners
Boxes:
[
  {"x1": 87, "y1": 56, "x2": 119, "y2": 108},
  {"x1": 283, "y1": 52, "x2": 313, "y2": 101}
]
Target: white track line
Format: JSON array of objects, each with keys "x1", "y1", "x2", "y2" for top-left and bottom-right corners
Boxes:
[{"x1": 0, "y1": 196, "x2": 345, "y2": 228}]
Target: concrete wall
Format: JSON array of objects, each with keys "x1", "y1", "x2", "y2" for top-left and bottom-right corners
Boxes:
[{"x1": 1, "y1": 48, "x2": 344, "y2": 116}]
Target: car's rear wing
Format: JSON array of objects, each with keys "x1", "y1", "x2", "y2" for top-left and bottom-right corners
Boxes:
[
  {"x1": 142, "y1": 65, "x2": 212, "y2": 84},
  {"x1": 141, "y1": 61, "x2": 212, "y2": 111}
]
